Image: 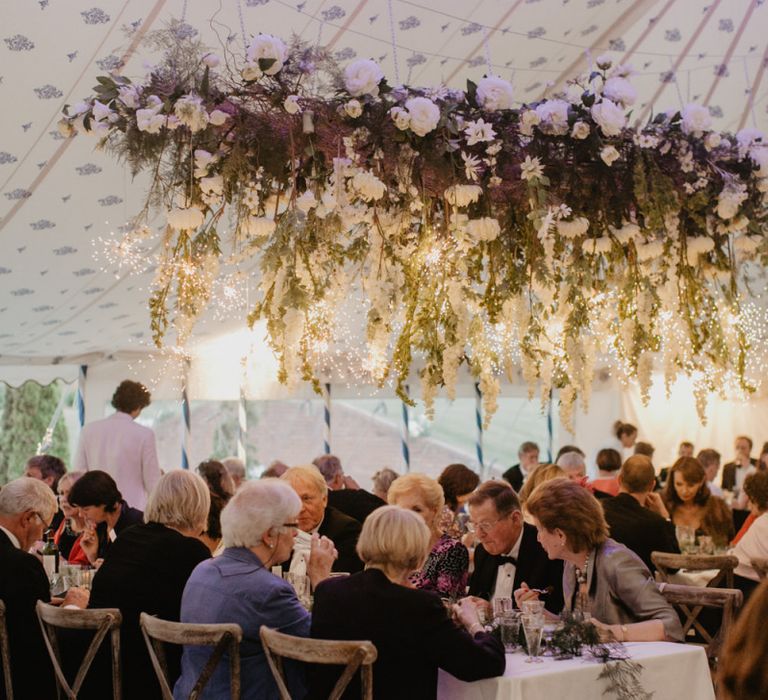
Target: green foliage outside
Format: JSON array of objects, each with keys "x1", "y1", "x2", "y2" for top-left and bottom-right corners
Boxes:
[
  {"x1": 0, "y1": 381, "x2": 70, "y2": 485},
  {"x1": 210, "y1": 401, "x2": 259, "y2": 467}
]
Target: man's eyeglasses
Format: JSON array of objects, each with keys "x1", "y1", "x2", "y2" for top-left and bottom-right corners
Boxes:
[
  {"x1": 34, "y1": 512, "x2": 52, "y2": 530},
  {"x1": 467, "y1": 515, "x2": 508, "y2": 535}
]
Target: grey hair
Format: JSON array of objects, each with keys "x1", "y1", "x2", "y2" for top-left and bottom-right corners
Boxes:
[
  {"x1": 0, "y1": 477, "x2": 57, "y2": 521},
  {"x1": 556, "y1": 451, "x2": 586, "y2": 470},
  {"x1": 222, "y1": 457, "x2": 246, "y2": 480},
  {"x1": 144, "y1": 470, "x2": 211, "y2": 532},
  {"x1": 312, "y1": 455, "x2": 343, "y2": 485},
  {"x1": 221, "y1": 478, "x2": 301, "y2": 548}
]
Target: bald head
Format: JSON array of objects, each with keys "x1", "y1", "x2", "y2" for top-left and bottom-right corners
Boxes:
[{"x1": 618, "y1": 455, "x2": 656, "y2": 494}]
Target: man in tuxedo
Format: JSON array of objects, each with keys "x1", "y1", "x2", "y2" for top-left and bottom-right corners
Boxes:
[
  {"x1": 0, "y1": 478, "x2": 88, "y2": 699},
  {"x1": 601, "y1": 455, "x2": 680, "y2": 572},
  {"x1": 467, "y1": 480, "x2": 563, "y2": 613},
  {"x1": 282, "y1": 465, "x2": 363, "y2": 573},
  {"x1": 502, "y1": 442, "x2": 539, "y2": 493},
  {"x1": 721, "y1": 435, "x2": 757, "y2": 495},
  {"x1": 313, "y1": 454, "x2": 386, "y2": 524}
]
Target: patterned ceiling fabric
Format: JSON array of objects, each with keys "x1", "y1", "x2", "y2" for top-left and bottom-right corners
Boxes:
[{"x1": 1, "y1": 0, "x2": 766, "y2": 363}]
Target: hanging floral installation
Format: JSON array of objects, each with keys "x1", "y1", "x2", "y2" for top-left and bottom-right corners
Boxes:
[{"x1": 60, "y1": 26, "x2": 768, "y2": 428}]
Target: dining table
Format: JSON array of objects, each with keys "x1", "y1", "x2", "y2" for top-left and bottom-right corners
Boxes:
[{"x1": 437, "y1": 641, "x2": 714, "y2": 700}]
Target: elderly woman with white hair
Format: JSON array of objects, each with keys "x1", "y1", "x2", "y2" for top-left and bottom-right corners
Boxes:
[
  {"x1": 87, "y1": 470, "x2": 213, "y2": 699},
  {"x1": 310, "y1": 506, "x2": 505, "y2": 699},
  {"x1": 175, "y1": 479, "x2": 337, "y2": 700}
]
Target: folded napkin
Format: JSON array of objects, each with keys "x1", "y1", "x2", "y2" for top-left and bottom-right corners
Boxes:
[{"x1": 289, "y1": 529, "x2": 312, "y2": 577}]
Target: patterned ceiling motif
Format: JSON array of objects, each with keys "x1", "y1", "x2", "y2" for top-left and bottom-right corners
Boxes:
[{"x1": 1, "y1": 0, "x2": 767, "y2": 362}]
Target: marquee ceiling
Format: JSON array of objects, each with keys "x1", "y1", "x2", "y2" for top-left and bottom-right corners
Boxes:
[{"x1": 1, "y1": 0, "x2": 767, "y2": 365}]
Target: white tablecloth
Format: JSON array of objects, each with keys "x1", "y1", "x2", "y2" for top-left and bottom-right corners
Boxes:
[
  {"x1": 667, "y1": 569, "x2": 718, "y2": 587},
  {"x1": 438, "y1": 642, "x2": 714, "y2": 700}
]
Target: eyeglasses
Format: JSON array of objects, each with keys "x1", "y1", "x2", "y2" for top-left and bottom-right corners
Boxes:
[
  {"x1": 467, "y1": 514, "x2": 508, "y2": 535},
  {"x1": 281, "y1": 522, "x2": 300, "y2": 531},
  {"x1": 34, "y1": 512, "x2": 52, "y2": 530}
]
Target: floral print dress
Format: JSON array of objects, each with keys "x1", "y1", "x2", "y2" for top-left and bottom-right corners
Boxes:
[{"x1": 409, "y1": 533, "x2": 469, "y2": 599}]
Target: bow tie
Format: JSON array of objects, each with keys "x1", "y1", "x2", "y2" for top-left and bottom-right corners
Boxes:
[{"x1": 496, "y1": 555, "x2": 517, "y2": 567}]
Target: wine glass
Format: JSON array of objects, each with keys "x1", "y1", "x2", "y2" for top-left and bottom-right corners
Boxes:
[{"x1": 522, "y1": 613, "x2": 544, "y2": 663}]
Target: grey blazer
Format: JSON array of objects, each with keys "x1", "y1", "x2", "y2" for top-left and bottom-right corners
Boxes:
[{"x1": 562, "y1": 538, "x2": 683, "y2": 642}]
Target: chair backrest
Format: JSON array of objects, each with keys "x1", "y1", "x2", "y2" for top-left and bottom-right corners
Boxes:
[
  {"x1": 656, "y1": 582, "x2": 742, "y2": 665},
  {"x1": 260, "y1": 626, "x2": 377, "y2": 700},
  {"x1": 0, "y1": 600, "x2": 12, "y2": 700},
  {"x1": 651, "y1": 552, "x2": 739, "y2": 588},
  {"x1": 750, "y1": 558, "x2": 768, "y2": 580},
  {"x1": 139, "y1": 612, "x2": 242, "y2": 700},
  {"x1": 36, "y1": 601, "x2": 122, "y2": 700}
]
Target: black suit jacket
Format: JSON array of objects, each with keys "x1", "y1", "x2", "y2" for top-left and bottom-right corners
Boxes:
[
  {"x1": 318, "y1": 506, "x2": 364, "y2": 573},
  {"x1": 601, "y1": 493, "x2": 680, "y2": 573},
  {"x1": 501, "y1": 464, "x2": 525, "y2": 492},
  {"x1": 0, "y1": 529, "x2": 55, "y2": 700},
  {"x1": 468, "y1": 522, "x2": 564, "y2": 614},
  {"x1": 721, "y1": 459, "x2": 758, "y2": 491},
  {"x1": 95, "y1": 501, "x2": 144, "y2": 559},
  {"x1": 310, "y1": 568, "x2": 504, "y2": 699},
  {"x1": 327, "y1": 489, "x2": 386, "y2": 524}
]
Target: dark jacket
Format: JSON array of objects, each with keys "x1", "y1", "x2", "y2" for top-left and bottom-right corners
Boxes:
[
  {"x1": 501, "y1": 464, "x2": 525, "y2": 493},
  {"x1": 87, "y1": 522, "x2": 211, "y2": 699},
  {"x1": 0, "y1": 529, "x2": 55, "y2": 700},
  {"x1": 310, "y1": 568, "x2": 505, "y2": 699},
  {"x1": 95, "y1": 501, "x2": 144, "y2": 559},
  {"x1": 327, "y1": 489, "x2": 386, "y2": 524},
  {"x1": 601, "y1": 493, "x2": 680, "y2": 572},
  {"x1": 469, "y1": 522, "x2": 564, "y2": 614},
  {"x1": 721, "y1": 459, "x2": 758, "y2": 491},
  {"x1": 318, "y1": 506, "x2": 364, "y2": 573}
]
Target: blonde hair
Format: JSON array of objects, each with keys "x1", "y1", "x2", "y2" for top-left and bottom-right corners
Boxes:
[
  {"x1": 518, "y1": 464, "x2": 566, "y2": 504},
  {"x1": 357, "y1": 505, "x2": 430, "y2": 578},
  {"x1": 388, "y1": 473, "x2": 445, "y2": 517},
  {"x1": 281, "y1": 465, "x2": 328, "y2": 497},
  {"x1": 57, "y1": 470, "x2": 85, "y2": 493},
  {"x1": 144, "y1": 470, "x2": 211, "y2": 533}
]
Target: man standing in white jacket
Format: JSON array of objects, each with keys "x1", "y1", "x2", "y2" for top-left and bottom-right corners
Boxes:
[{"x1": 74, "y1": 380, "x2": 161, "y2": 510}]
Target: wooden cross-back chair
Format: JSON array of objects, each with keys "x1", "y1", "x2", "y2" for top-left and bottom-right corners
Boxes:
[
  {"x1": 652, "y1": 552, "x2": 739, "y2": 589},
  {"x1": 260, "y1": 626, "x2": 377, "y2": 700},
  {"x1": 750, "y1": 558, "x2": 768, "y2": 580},
  {"x1": 0, "y1": 600, "x2": 13, "y2": 700},
  {"x1": 139, "y1": 612, "x2": 242, "y2": 700},
  {"x1": 36, "y1": 601, "x2": 122, "y2": 700}
]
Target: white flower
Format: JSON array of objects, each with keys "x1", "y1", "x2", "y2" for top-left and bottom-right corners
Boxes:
[
  {"x1": 717, "y1": 183, "x2": 747, "y2": 220},
  {"x1": 296, "y1": 190, "x2": 317, "y2": 213},
  {"x1": 444, "y1": 185, "x2": 483, "y2": 207},
  {"x1": 556, "y1": 217, "x2": 589, "y2": 238},
  {"x1": 194, "y1": 149, "x2": 215, "y2": 170},
  {"x1": 603, "y1": 76, "x2": 636, "y2": 107},
  {"x1": 242, "y1": 216, "x2": 276, "y2": 238},
  {"x1": 466, "y1": 217, "x2": 500, "y2": 242},
  {"x1": 462, "y1": 152, "x2": 482, "y2": 181},
  {"x1": 343, "y1": 58, "x2": 384, "y2": 97},
  {"x1": 167, "y1": 205, "x2": 205, "y2": 231},
  {"x1": 202, "y1": 53, "x2": 220, "y2": 68},
  {"x1": 389, "y1": 106, "x2": 410, "y2": 130},
  {"x1": 588, "y1": 236, "x2": 613, "y2": 255},
  {"x1": 344, "y1": 99, "x2": 363, "y2": 118},
  {"x1": 476, "y1": 75, "x2": 514, "y2": 111},
  {"x1": 199, "y1": 175, "x2": 224, "y2": 195},
  {"x1": 174, "y1": 94, "x2": 209, "y2": 133},
  {"x1": 636, "y1": 134, "x2": 659, "y2": 149},
  {"x1": 284, "y1": 95, "x2": 301, "y2": 114},
  {"x1": 519, "y1": 109, "x2": 541, "y2": 136},
  {"x1": 520, "y1": 155, "x2": 544, "y2": 181},
  {"x1": 704, "y1": 132, "x2": 721, "y2": 150},
  {"x1": 736, "y1": 127, "x2": 764, "y2": 150},
  {"x1": 686, "y1": 236, "x2": 715, "y2": 255},
  {"x1": 750, "y1": 145, "x2": 768, "y2": 177},
  {"x1": 635, "y1": 239, "x2": 664, "y2": 262},
  {"x1": 464, "y1": 118, "x2": 496, "y2": 146},
  {"x1": 245, "y1": 34, "x2": 288, "y2": 76},
  {"x1": 596, "y1": 54, "x2": 612, "y2": 69},
  {"x1": 571, "y1": 121, "x2": 590, "y2": 139},
  {"x1": 91, "y1": 100, "x2": 113, "y2": 122},
  {"x1": 680, "y1": 103, "x2": 712, "y2": 135},
  {"x1": 405, "y1": 97, "x2": 440, "y2": 136},
  {"x1": 611, "y1": 222, "x2": 640, "y2": 244},
  {"x1": 591, "y1": 99, "x2": 626, "y2": 136},
  {"x1": 241, "y1": 64, "x2": 261, "y2": 81},
  {"x1": 565, "y1": 83, "x2": 583, "y2": 105},
  {"x1": 136, "y1": 108, "x2": 165, "y2": 134},
  {"x1": 535, "y1": 99, "x2": 569, "y2": 135},
  {"x1": 600, "y1": 145, "x2": 620, "y2": 166},
  {"x1": 117, "y1": 85, "x2": 140, "y2": 109},
  {"x1": 209, "y1": 109, "x2": 229, "y2": 126},
  {"x1": 352, "y1": 171, "x2": 386, "y2": 201}
]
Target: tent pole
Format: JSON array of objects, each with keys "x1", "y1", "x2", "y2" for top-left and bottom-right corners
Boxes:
[
  {"x1": 323, "y1": 383, "x2": 331, "y2": 454},
  {"x1": 181, "y1": 370, "x2": 191, "y2": 470},
  {"x1": 401, "y1": 385, "x2": 411, "y2": 473},
  {"x1": 77, "y1": 365, "x2": 87, "y2": 428},
  {"x1": 475, "y1": 382, "x2": 484, "y2": 477}
]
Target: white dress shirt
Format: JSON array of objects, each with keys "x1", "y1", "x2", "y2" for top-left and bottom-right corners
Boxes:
[
  {"x1": 732, "y1": 512, "x2": 768, "y2": 581},
  {"x1": 74, "y1": 411, "x2": 161, "y2": 510},
  {"x1": 492, "y1": 528, "x2": 524, "y2": 601}
]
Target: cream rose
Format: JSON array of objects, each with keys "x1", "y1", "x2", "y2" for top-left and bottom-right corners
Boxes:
[
  {"x1": 343, "y1": 58, "x2": 384, "y2": 97},
  {"x1": 591, "y1": 99, "x2": 626, "y2": 137},
  {"x1": 603, "y1": 76, "x2": 637, "y2": 107},
  {"x1": 245, "y1": 34, "x2": 288, "y2": 76},
  {"x1": 476, "y1": 76, "x2": 514, "y2": 111},
  {"x1": 405, "y1": 97, "x2": 441, "y2": 137},
  {"x1": 680, "y1": 103, "x2": 712, "y2": 135}
]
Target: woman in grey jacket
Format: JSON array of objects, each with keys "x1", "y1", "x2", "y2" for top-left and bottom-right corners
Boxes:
[{"x1": 516, "y1": 478, "x2": 683, "y2": 643}]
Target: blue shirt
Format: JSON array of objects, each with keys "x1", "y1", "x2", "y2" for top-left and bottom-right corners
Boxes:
[{"x1": 174, "y1": 547, "x2": 310, "y2": 700}]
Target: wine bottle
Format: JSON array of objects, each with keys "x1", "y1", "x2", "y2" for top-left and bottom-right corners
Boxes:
[{"x1": 41, "y1": 529, "x2": 59, "y2": 580}]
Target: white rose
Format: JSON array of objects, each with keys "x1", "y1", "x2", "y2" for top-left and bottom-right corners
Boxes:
[
  {"x1": 202, "y1": 53, "x2": 220, "y2": 68},
  {"x1": 284, "y1": 95, "x2": 301, "y2": 114},
  {"x1": 750, "y1": 145, "x2": 768, "y2": 177},
  {"x1": 600, "y1": 145, "x2": 620, "y2": 166},
  {"x1": 167, "y1": 205, "x2": 204, "y2": 231},
  {"x1": 352, "y1": 171, "x2": 386, "y2": 201},
  {"x1": 136, "y1": 108, "x2": 165, "y2": 134},
  {"x1": 343, "y1": 58, "x2": 384, "y2": 97},
  {"x1": 736, "y1": 127, "x2": 764, "y2": 150},
  {"x1": 704, "y1": 132, "x2": 721, "y2": 150},
  {"x1": 535, "y1": 99, "x2": 569, "y2": 135},
  {"x1": 556, "y1": 217, "x2": 589, "y2": 238},
  {"x1": 571, "y1": 121, "x2": 590, "y2": 139},
  {"x1": 680, "y1": 103, "x2": 712, "y2": 135},
  {"x1": 389, "y1": 106, "x2": 410, "y2": 130},
  {"x1": 476, "y1": 76, "x2": 514, "y2": 111},
  {"x1": 199, "y1": 175, "x2": 224, "y2": 195},
  {"x1": 246, "y1": 34, "x2": 288, "y2": 76},
  {"x1": 444, "y1": 184, "x2": 483, "y2": 207},
  {"x1": 209, "y1": 109, "x2": 229, "y2": 126},
  {"x1": 519, "y1": 109, "x2": 541, "y2": 136},
  {"x1": 405, "y1": 97, "x2": 440, "y2": 137},
  {"x1": 603, "y1": 76, "x2": 637, "y2": 107},
  {"x1": 565, "y1": 83, "x2": 583, "y2": 105},
  {"x1": 466, "y1": 217, "x2": 500, "y2": 242},
  {"x1": 344, "y1": 99, "x2": 363, "y2": 118},
  {"x1": 591, "y1": 99, "x2": 626, "y2": 136}
]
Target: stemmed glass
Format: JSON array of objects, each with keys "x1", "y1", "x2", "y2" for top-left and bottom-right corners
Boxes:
[{"x1": 522, "y1": 613, "x2": 544, "y2": 663}]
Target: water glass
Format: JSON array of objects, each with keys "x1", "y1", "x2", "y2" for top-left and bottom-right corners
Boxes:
[
  {"x1": 698, "y1": 535, "x2": 714, "y2": 555},
  {"x1": 76, "y1": 567, "x2": 93, "y2": 591},
  {"x1": 676, "y1": 525, "x2": 696, "y2": 553},
  {"x1": 522, "y1": 614, "x2": 544, "y2": 663},
  {"x1": 521, "y1": 599, "x2": 545, "y2": 616},
  {"x1": 287, "y1": 573, "x2": 310, "y2": 604},
  {"x1": 492, "y1": 596, "x2": 514, "y2": 621},
  {"x1": 498, "y1": 612, "x2": 520, "y2": 652}
]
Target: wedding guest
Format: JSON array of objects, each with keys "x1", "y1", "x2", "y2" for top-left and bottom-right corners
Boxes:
[
  {"x1": 718, "y1": 580, "x2": 768, "y2": 700},
  {"x1": 310, "y1": 506, "x2": 505, "y2": 700},
  {"x1": 314, "y1": 454, "x2": 385, "y2": 524},
  {"x1": 591, "y1": 449, "x2": 622, "y2": 497},
  {"x1": 197, "y1": 459, "x2": 235, "y2": 553},
  {"x1": 663, "y1": 457, "x2": 733, "y2": 546},
  {"x1": 697, "y1": 448, "x2": 724, "y2": 497},
  {"x1": 518, "y1": 478, "x2": 682, "y2": 642},
  {"x1": 176, "y1": 479, "x2": 336, "y2": 700},
  {"x1": 68, "y1": 470, "x2": 144, "y2": 564},
  {"x1": 25, "y1": 453, "x2": 67, "y2": 529},
  {"x1": 262, "y1": 460, "x2": 288, "y2": 478},
  {"x1": 658, "y1": 441, "x2": 695, "y2": 487},
  {"x1": 556, "y1": 451, "x2": 587, "y2": 483},
  {"x1": 555, "y1": 444, "x2": 585, "y2": 461},
  {"x1": 222, "y1": 456, "x2": 247, "y2": 490},
  {"x1": 613, "y1": 421, "x2": 638, "y2": 461},
  {"x1": 371, "y1": 467, "x2": 400, "y2": 502},
  {"x1": 0, "y1": 478, "x2": 88, "y2": 699},
  {"x1": 730, "y1": 471, "x2": 768, "y2": 599},
  {"x1": 634, "y1": 442, "x2": 655, "y2": 459},
  {"x1": 601, "y1": 456, "x2": 679, "y2": 572},
  {"x1": 502, "y1": 442, "x2": 539, "y2": 493},
  {"x1": 438, "y1": 463, "x2": 480, "y2": 513},
  {"x1": 518, "y1": 464, "x2": 566, "y2": 522},
  {"x1": 54, "y1": 470, "x2": 90, "y2": 565},
  {"x1": 88, "y1": 471, "x2": 212, "y2": 699},
  {"x1": 722, "y1": 436, "x2": 757, "y2": 508},
  {"x1": 388, "y1": 473, "x2": 469, "y2": 598},
  {"x1": 467, "y1": 480, "x2": 563, "y2": 613},
  {"x1": 74, "y1": 379, "x2": 161, "y2": 510},
  {"x1": 282, "y1": 465, "x2": 363, "y2": 573}
]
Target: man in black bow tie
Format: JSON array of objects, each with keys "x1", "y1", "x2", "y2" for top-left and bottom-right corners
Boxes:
[{"x1": 467, "y1": 480, "x2": 563, "y2": 613}]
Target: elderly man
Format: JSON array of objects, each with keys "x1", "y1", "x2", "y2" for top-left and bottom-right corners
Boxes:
[
  {"x1": 313, "y1": 454, "x2": 385, "y2": 524},
  {"x1": 222, "y1": 456, "x2": 247, "y2": 490},
  {"x1": 0, "y1": 478, "x2": 88, "y2": 698},
  {"x1": 282, "y1": 465, "x2": 363, "y2": 573},
  {"x1": 556, "y1": 451, "x2": 587, "y2": 482},
  {"x1": 502, "y1": 441, "x2": 539, "y2": 493},
  {"x1": 601, "y1": 455, "x2": 680, "y2": 572},
  {"x1": 467, "y1": 481, "x2": 563, "y2": 613}
]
